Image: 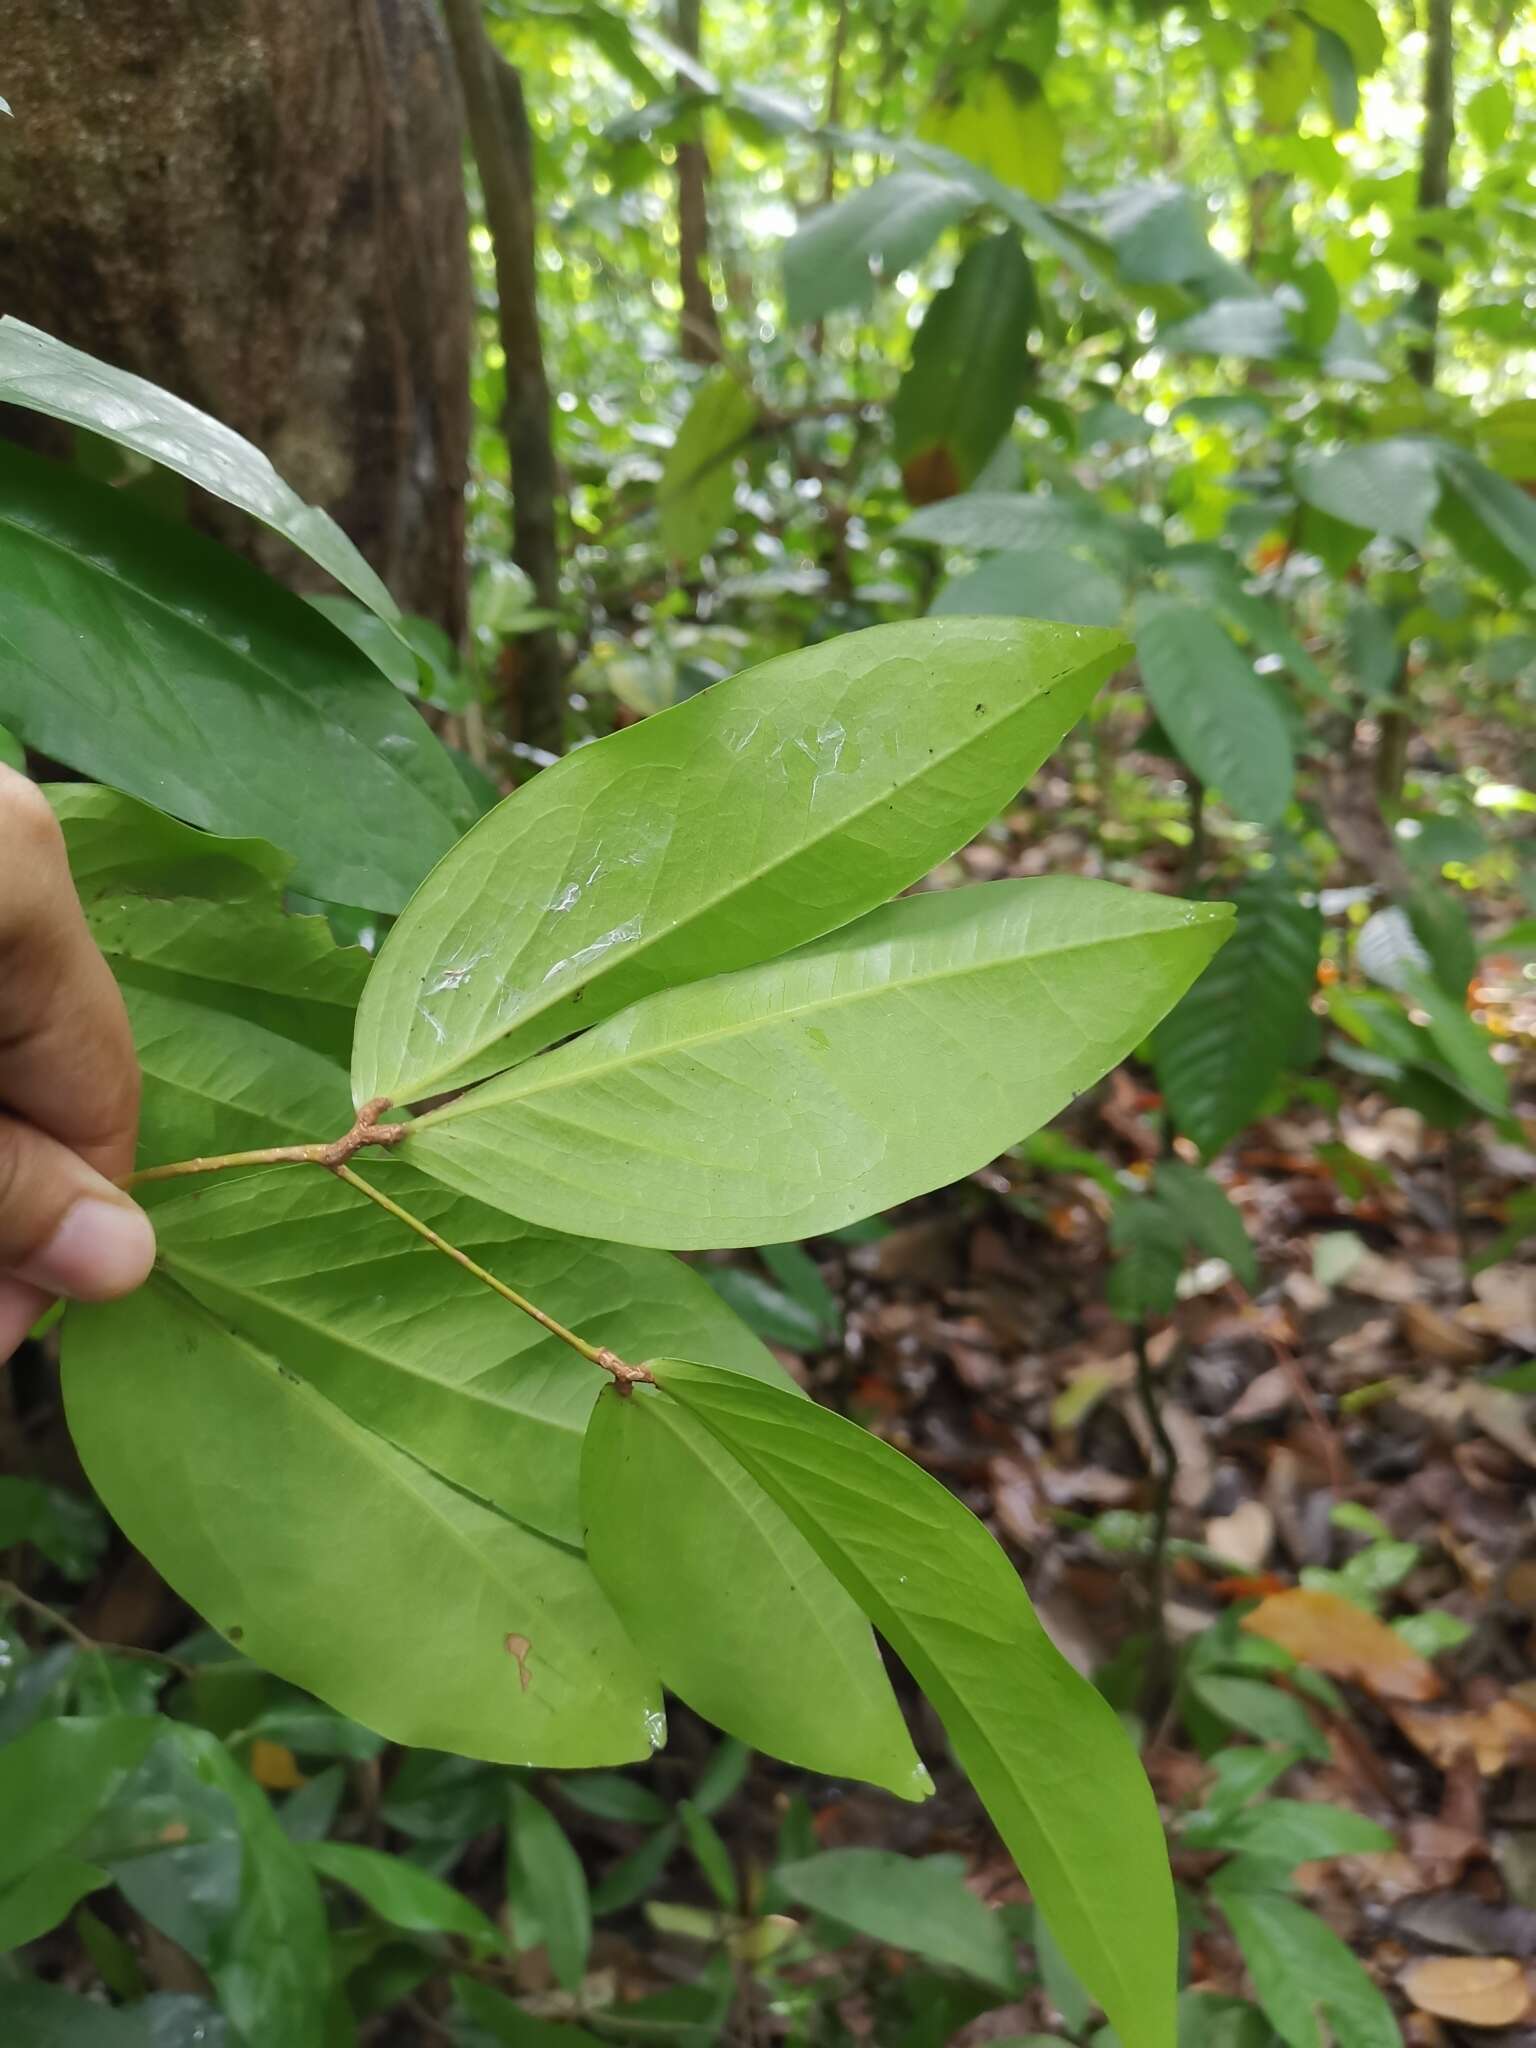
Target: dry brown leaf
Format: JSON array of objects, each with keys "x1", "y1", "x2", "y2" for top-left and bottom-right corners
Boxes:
[
  {"x1": 248, "y1": 1738, "x2": 304, "y2": 1790},
  {"x1": 1462, "y1": 1263, "x2": 1536, "y2": 1352},
  {"x1": 1400, "y1": 1955, "x2": 1532, "y2": 2027},
  {"x1": 1461, "y1": 1385, "x2": 1536, "y2": 1469},
  {"x1": 1342, "y1": 1248, "x2": 1424, "y2": 1303},
  {"x1": 1228, "y1": 1363, "x2": 1295, "y2": 1422},
  {"x1": 1206, "y1": 1500, "x2": 1275, "y2": 1570},
  {"x1": 1392, "y1": 1696, "x2": 1536, "y2": 1776},
  {"x1": 1401, "y1": 1301, "x2": 1489, "y2": 1368},
  {"x1": 1242, "y1": 1587, "x2": 1443, "y2": 1703}
]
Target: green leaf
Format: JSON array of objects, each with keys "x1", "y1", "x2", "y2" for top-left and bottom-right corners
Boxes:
[
  {"x1": 775, "y1": 1849, "x2": 1016, "y2": 1991},
  {"x1": 0, "y1": 1984, "x2": 229, "y2": 2045},
  {"x1": 582, "y1": 1384, "x2": 928, "y2": 1798},
  {"x1": 305, "y1": 1840, "x2": 500, "y2": 1944},
  {"x1": 1212, "y1": 1872, "x2": 1398, "y2": 2048},
  {"x1": 0, "y1": 1716, "x2": 156, "y2": 1890},
  {"x1": 0, "y1": 318, "x2": 401, "y2": 627},
  {"x1": 0, "y1": 444, "x2": 470, "y2": 910},
  {"x1": 1255, "y1": 15, "x2": 1316, "y2": 127},
  {"x1": 121, "y1": 983, "x2": 352, "y2": 1169},
  {"x1": 1153, "y1": 1162, "x2": 1258, "y2": 1289},
  {"x1": 917, "y1": 62, "x2": 1062, "y2": 202},
  {"x1": 556, "y1": 1775, "x2": 670, "y2": 1827},
  {"x1": 1107, "y1": 1196, "x2": 1186, "y2": 1320},
  {"x1": 1434, "y1": 448, "x2": 1536, "y2": 595},
  {"x1": 507, "y1": 1786, "x2": 592, "y2": 1993},
  {"x1": 1466, "y1": 80, "x2": 1513, "y2": 151},
  {"x1": 63, "y1": 1279, "x2": 662, "y2": 1766},
  {"x1": 0, "y1": 721, "x2": 22, "y2": 772},
  {"x1": 1153, "y1": 876, "x2": 1322, "y2": 1155},
  {"x1": 678, "y1": 1800, "x2": 737, "y2": 1910},
  {"x1": 657, "y1": 370, "x2": 758, "y2": 563},
  {"x1": 1298, "y1": 0, "x2": 1383, "y2": 73},
  {"x1": 453, "y1": 1974, "x2": 607, "y2": 2046},
  {"x1": 589, "y1": 1823, "x2": 680, "y2": 1916},
  {"x1": 649, "y1": 1360, "x2": 1178, "y2": 2048},
  {"x1": 405, "y1": 878, "x2": 1232, "y2": 1248},
  {"x1": 1187, "y1": 1676, "x2": 1328, "y2": 1759},
  {"x1": 931, "y1": 549, "x2": 1124, "y2": 628},
  {"x1": 1134, "y1": 600, "x2": 1293, "y2": 826},
  {"x1": 1190, "y1": 1801, "x2": 1390, "y2": 1864},
  {"x1": 1293, "y1": 439, "x2": 1442, "y2": 547},
  {"x1": 0, "y1": 1853, "x2": 110, "y2": 1951},
  {"x1": 893, "y1": 232, "x2": 1035, "y2": 495},
  {"x1": 353, "y1": 617, "x2": 1125, "y2": 1104},
  {"x1": 149, "y1": 1161, "x2": 782, "y2": 1548},
  {"x1": 701, "y1": 1264, "x2": 828, "y2": 1351},
  {"x1": 784, "y1": 170, "x2": 976, "y2": 327},
  {"x1": 49, "y1": 784, "x2": 370, "y2": 1062},
  {"x1": 898, "y1": 490, "x2": 1117, "y2": 553}
]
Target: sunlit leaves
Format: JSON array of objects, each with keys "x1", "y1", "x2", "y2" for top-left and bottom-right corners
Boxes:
[
  {"x1": 1294, "y1": 438, "x2": 1443, "y2": 546},
  {"x1": 657, "y1": 368, "x2": 758, "y2": 562},
  {"x1": 783, "y1": 170, "x2": 975, "y2": 327},
  {"x1": 650, "y1": 1361, "x2": 1178, "y2": 2048},
  {"x1": 352, "y1": 618, "x2": 1125, "y2": 1104},
  {"x1": 917, "y1": 61, "x2": 1063, "y2": 202},
  {"x1": 893, "y1": 231, "x2": 1035, "y2": 502},
  {"x1": 1133, "y1": 599, "x2": 1294, "y2": 825},
  {"x1": 403, "y1": 879, "x2": 1231, "y2": 1247}
]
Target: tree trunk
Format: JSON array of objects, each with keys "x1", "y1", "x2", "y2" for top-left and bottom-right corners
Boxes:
[
  {"x1": 440, "y1": 0, "x2": 568, "y2": 757},
  {"x1": 0, "y1": 0, "x2": 473, "y2": 637},
  {"x1": 674, "y1": 0, "x2": 723, "y2": 364},
  {"x1": 1407, "y1": 0, "x2": 1454, "y2": 388}
]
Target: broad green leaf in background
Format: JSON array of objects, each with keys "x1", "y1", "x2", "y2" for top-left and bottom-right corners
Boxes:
[
  {"x1": 1153, "y1": 1160, "x2": 1259, "y2": 1289},
  {"x1": 1153, "y1": 875, "x2": 1322, "y2": 1155},
  {"x1": 1188, "y1": 1675, "x2": 1329, "y2": 1758},
  {"x1": 930, "y1": 549, "x2": 1123, "y2": 627},
  {"x1": 305, "y1": 1840, "x2": 502, "y2": 1945},
  {"x1": 1134, "y1": 599, "x2": 1294, "y2": 825},
  {"x1": 783, "y1": 170, "x2": 976, "y2": 327},
  {"x1": 1255, "y1": 14, "x2": 1317, "y2": 127},
  {"x1": 1107, "y1": 1194, "x2": 1188, "y2": 1320},
  {"x1": 0, "y1": 317, "x2": 401, "y2": 625},
  {"x1": 0, "y1": 445, "x2": 471, "y2": 909},
  {"x1": 404, "y1": 878, "x2": 1232, "y2": 1248},
  {"x1": 0, "y1": 1715, "x2": 156, "y2": 1890},
  {"x1": 892, "y1": 231, "x2": 1036, "y2": 500},
  {"x1": 1212, "y1": 1869, "x2": 1399, "y2": 2048},
  {"x1": 0, "y1": 1984, "x2": 230, "y2": 2046},
  {"x1": 455, "y1": 1975, "x2": 607, "y2": 2045},
  {"x1": 1434, "y1": 446, "x2": 1536, "y2": 596},
  {"x1": 651, "y1": 1361, "x2": 1178, "y2": 2048},
  {"x1": 0, "y1": 720, "x2": 22, "y2": 772},
  {"x1": 352, "y1": 618, "x2": 1126, "y2": 1105},
  {"x1": 774, "y1": 1848, "x2": 1016, "y2": 1991},
  {"x1": 1188, "y1": 1800, "x2": 1391, "y2": 1863},
  {"x1": 121, "y1": 984, "x2": 352, "y2": 1170},
  {"x1": 657, "y1": 369, "x2": 758, "y2": 562},
  {"x1": 507, "y1": 1785, "x2": 592, "y2": 1993},
  {"x1": 917, "y1": 62, "x2": 1063, "y2": 202},
  {"x1": 0, "y1": 1852, "x2": 111, "y2": 1951},
  {"x1": 898, "y1": 490, "x2": 1118, "y2": 554},
  {"x1": 63, "y1": 1281, "x2": 662, "y2": 1765},
  {"x1": 583, "y1": 1384, "x2": 928, "y2": 1796},
  {"x1": 50, "y1": 784, "x2": 370, "y2": 1062},
  {"x1": 150, "y1": 1162, "x2": 781, "y2": 1546},
  {"x1": 1293, "y1": 438, "x2": 1443, "y2": 547},
  {"x1": 1299, "y1": 0, "x2": 1384, "y2": 75}
]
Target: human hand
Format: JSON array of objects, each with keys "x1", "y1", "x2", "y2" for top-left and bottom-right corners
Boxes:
[{"x1": 0, "y1": 765, "x2": 156, "y2": 1360}]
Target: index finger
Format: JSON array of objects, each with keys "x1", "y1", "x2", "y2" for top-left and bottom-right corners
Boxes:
[{"x1": 0, "y1": 765, "x2": 142, "y2": 1183}]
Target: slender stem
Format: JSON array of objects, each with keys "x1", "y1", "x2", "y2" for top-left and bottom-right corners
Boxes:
[
  {"x1": 1134, "y1": 1322, "x2": 1176, "y2": 1712},
  {"x1": 329, "y1": 1164, "x2": 652, "y2": 1387},
  {"x1": 0, "y1": 1577, "x2": 192, "y2": 1677},
  {"x1": 120, "y1": 1097, "x2": 408, "y2": 1191}
]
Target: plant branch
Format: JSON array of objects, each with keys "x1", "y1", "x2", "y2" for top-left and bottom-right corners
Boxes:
[
  {"x1": 119, "y1": 1098, "x2": 409, "y2": 1191},
  {"x1": 329, "y1": 1164, "x2": 652, "y2": 1388},
  {"x1": 1133, "y1": 1322, "x2": 1176, "y2": 1711},
  {"x1": 0, "y1": 1578, "x2": 193, "y2": 1677}
]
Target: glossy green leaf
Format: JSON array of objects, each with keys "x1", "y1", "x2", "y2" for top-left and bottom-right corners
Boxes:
[
  {"x1": 507, "y1": 1786, "x2": 592, "y2": 1992},
  {"x1": 775, "y1": 1849, "x2": 1016, "y2": 1990},
  {"x1": 1134, "y1": 600, "x2": 1293, "y2": 826},
  {"x1": 50, "y1": 784, "x2": 370, "y2": 1062},
  {"x1": 931, "y1": 550, "x2": 1123, "y2": 627},
  {"x1": 405, "y1": 878, "x2": 1231, "y2": 1249},
  {"x1": 893, "y1": 233, "x2": 1035, "y2": 494},
  {"x1": 583, "y1": 1383, "x2": 928, "y2": 1797},
  {"x1": 784, "y1": 170, "x2": 975, "y2": 327},
  {"x1": 1153, "y1": 876, "x2": 1322, "y2": 1155},
  {"x1": 305, "y1": 1840, "x2": 501, "y2": 1944},
  {"x1": 150, "y1": 1161, "x2": 781, "y2": 1547},
  {"x1": 0, "y1": 445, "x2": 470, "y2": 909},
  {"x1": 63, "y1": 1279, "x2": 662, "y2": 1766},
  {"x1": 122, "y1": 983, "x2": 352, "y2": 1170},
  {"x1": 0, "y1": 1854, "x2": 110, "y2": 1951},
  {"x1": 0, "y1": 1716, "x2": 156, "y2": 1890},
  {"x1": 650, "y1": 1360, "x2": 1178, "y2": 2048},
  {"x1": 1293, "y1": 439, "x2": 1442, "y2": 547},
  {"x1": 353, "y1": 617, "x2": 1125, "y2": 1104},
  {"x1": 1212, "y1": 1871, "x2": 1398, "y2": 2048},
  {"x1": 0, "y1": 318, "x2": 400, "y2": 624},
  {"x1": 1189, "y1": 1800, "x2": 1391, "y2": 1864},
  {"x1": 657, "y1": 370, "x2": 758, "y2": 562}
]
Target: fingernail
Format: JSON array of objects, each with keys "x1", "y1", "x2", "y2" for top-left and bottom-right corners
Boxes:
[{"x1": 20, "y1": 1198, "x2": 157, "y2": 1301}]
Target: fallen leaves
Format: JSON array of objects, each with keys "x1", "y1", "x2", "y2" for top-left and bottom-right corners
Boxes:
[
  {"x1": 1400, "y1": 1955, "x2": 1533, "y2": 2027},
  {"x1": 1242, "y1": 1588, "x2": 1443, "y2": 1703},
  {"x1": 1391, "y1": 1695, "x2": 1536, "y2": 1776}
]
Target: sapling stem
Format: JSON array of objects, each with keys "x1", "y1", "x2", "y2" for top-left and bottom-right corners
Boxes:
[
  {"x1": 1134, "y1": 1320, "x2": 1176, "y2": 1712},
  {"x1": 115, "y1": 1104, "x2": 651, "y2": 1388}
]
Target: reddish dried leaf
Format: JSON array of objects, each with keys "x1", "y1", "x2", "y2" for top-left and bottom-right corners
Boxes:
[{"x1": 1242, "y1": 1588, "x2": 1443, "y2": 1703}]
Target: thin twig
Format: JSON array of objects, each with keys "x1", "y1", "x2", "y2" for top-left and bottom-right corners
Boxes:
[
  {"x1": 329, "y1": 1164, "x2": 652, "y2": 1388},
  {"x1": 0, "y1": 1577, "x2": 193, "y2": 1677},
  {"x1": 120, "y1": 1098, "x2": 409, "y2": 1191},
  {"x1": 1133, "y1": 1322, "x2": 1176, "y2": 1712}
]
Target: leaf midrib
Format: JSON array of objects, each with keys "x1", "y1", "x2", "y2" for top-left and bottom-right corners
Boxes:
[
  {"x1": 383, "y1": 634, "x2": 1118, "y2": 1097},
  {"x1": 418, "y1": 899, "x2": 1218, "y2": 1130}
]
